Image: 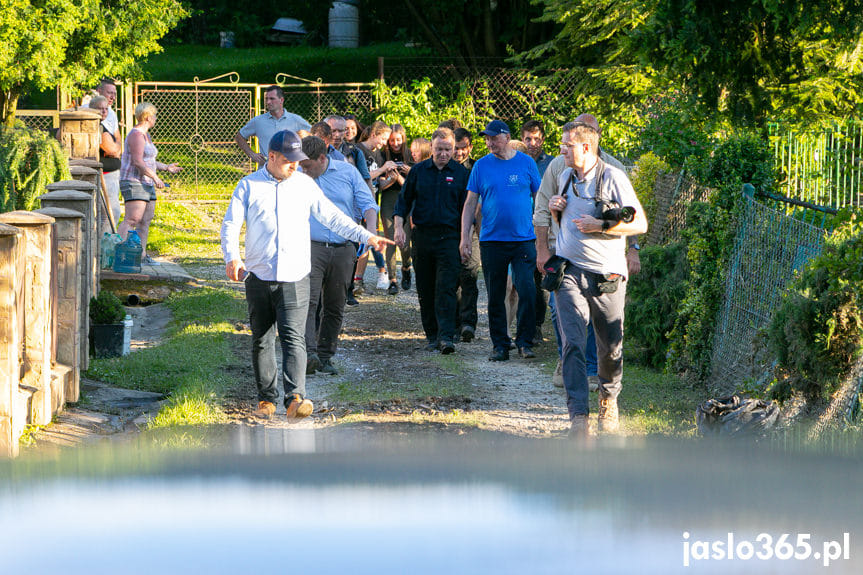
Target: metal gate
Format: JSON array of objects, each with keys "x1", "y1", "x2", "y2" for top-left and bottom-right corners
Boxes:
[{"x1": 133, "y1": 73, "x2": 375, "y2": 200}]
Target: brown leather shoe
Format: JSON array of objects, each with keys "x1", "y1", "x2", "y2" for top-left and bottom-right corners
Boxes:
[
  {"x1": 252, "y1": 400, "x2": 276, "y2": 420},
  {"x1": 597, "y1": 396, "x2": 620, "y2": 433},
  {"x1": 285, "y1": 394, "x2": 314, "y2": 420}
]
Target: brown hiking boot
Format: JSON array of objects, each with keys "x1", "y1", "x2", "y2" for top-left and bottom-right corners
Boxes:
[
  {"x1": 597, "y1": 396, "x2": 620, "y2": 433},
  {"x1": 252, "y1": 400, "x2": 276, "y2": 420},
  {"x1": 568, "y1": 414, "x2": 589, "y2": 439},
  {"x1": 285, "y1": 394, "x2": 314, "y2": 420}
]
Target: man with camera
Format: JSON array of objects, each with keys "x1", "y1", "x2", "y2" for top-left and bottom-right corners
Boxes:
[{"x1": 543, "y1": 121, "x2": 647, "y2": 438}]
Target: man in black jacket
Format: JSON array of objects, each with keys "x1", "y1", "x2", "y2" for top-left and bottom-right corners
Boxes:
[{"x1": 394, "y1": 127, "x2": 470, "y2": 354}]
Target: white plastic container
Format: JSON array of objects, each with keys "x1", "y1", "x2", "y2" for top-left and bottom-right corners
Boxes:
[
  {"x1": 329, "y1": 1, "x2": 359, "y2": 48},
  {"x1": 122, "y1": 314, "x2": 133, "y2": 355}
]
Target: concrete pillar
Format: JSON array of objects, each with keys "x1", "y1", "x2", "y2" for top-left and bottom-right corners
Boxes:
[
  {"x1": 70, "y1": 164, "x2": 108, "y2": 236},
  {"x1": 58, "y1": 109, "x2": 101, "y2": 161},
  {"x1": 38, "y1": 190, "x2": 95, "y2": 372},
  {"x1": 0, "y1": 212, "x2": 55, "y2": 427},
  {"x1": 34, "y1": 207, "x2": 83, "y2": 405},
  {"x1": 0, "y1": 223, "x2": 23, "y2": 458},
  {"x1": 44, "y1": 180, "x2": 97, "y2": 295},
  {"x1": 69, "y1": 158, "x2": 103, "y2": 170}
]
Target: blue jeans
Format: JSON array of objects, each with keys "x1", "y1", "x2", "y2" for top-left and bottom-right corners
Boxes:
[
  {"x1": 555, "y1": 265, "x2": 626, "y2": 419},
  {"x1": 246, "y1": 273, "x2": 310, "y2": 405},
  {"x1": 480, "y1": 240, "x2": 537, "y2": 351}
]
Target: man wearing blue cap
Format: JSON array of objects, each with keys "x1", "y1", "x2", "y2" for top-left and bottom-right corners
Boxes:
[
  {"x1": 459, "y1": 120, "x2": 542, "y2": 362},
  {"x1": 221, "y1": 130, "x2": 393, "y2": 421}
]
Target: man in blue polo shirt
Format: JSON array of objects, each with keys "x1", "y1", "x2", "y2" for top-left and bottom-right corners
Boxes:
[
  {"x1": 234, "y1": 85, "x2": 311, "y2": 167},
  {"x1": 299, "y1": 136, "x2": 379, "y2": 375},
  {"x1": 460, "y1": 120, "x2": 542, "y2": 361}
]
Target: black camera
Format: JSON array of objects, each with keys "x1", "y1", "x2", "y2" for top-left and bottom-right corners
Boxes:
[{"x1": 601, "y1": 206, "x2": 636, "y2": 223}]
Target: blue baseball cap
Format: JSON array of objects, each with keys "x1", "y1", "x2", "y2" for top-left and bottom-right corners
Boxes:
[
  {"x1": 268, "y1": 130, "x2": 308, "y2": 161},
  {"x1": 479, "y1": 120, "x2": 511, "y2": 137}
]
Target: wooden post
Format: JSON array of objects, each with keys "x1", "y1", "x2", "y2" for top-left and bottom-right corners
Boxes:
[
  {"x1": 0, "y1": 212, "x2": 55, "y2": 427},
  {"x1": 0, "y1": 223, "x2": 23, "y2": 458}
]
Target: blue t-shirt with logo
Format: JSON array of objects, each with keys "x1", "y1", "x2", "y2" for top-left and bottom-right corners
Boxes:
[{"x1": 467, "y1": 151, "x2": 541, "y2": 242}]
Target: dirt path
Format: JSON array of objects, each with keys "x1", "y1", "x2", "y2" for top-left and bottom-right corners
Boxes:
[{"x1": 220, "y1": 264, "x2": 572, "y2": 437}]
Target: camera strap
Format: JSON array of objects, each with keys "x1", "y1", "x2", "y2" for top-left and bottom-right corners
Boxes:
[{"x1": 562, "y1": 158, "x2": 607, "y2": 205}]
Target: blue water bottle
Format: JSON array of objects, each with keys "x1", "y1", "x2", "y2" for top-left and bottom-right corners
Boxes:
[{"x1": 113, "y1": 230, "x2": 143, "y2": 273}]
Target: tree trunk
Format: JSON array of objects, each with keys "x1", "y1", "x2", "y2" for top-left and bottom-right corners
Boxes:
[
  {"x1": 0, "y1": 89, "x2": 20, "y2": 130},
  {"x1": 481, "y1": 0, "x2": 496, "y2": 57}
]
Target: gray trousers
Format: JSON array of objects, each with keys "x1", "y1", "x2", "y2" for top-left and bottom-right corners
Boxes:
[
  {"x1": 305, "y1": 242, "x2": 357, "y2": 361},
  {"x1": 555, "y1": 264, "x2": 626, "y2": 419}
]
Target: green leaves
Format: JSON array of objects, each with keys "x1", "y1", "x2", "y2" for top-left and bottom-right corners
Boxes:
[{"x1": 0, "y1": 0, "x2": 187, "y2": 125}]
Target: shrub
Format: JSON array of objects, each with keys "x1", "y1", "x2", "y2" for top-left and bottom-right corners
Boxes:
[
  {"x1": 630, "y1": 152, "x2": 669, "y2": 224},
  {"x1": 665, "y1": 130, "x2": 778, "y2": 381},
  {"x1": 626, "y1": 241, "x2": 688, "y2": 368},
  {"x1": 0, "y1": 123, "x2": 70, "y2": 212},
  {"x1": 767, "y1": 211, "x2": 863, "y2": 396},
  {"x1": 90, "y1": 290, "x2": 126, "y2": 325}
]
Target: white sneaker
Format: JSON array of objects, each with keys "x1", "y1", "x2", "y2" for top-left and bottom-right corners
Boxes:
[
  {"x1": 376, "y1": 271, "x2": 389, "y2": 290},
  {"x1": 553, "y1": 359, "x2": 564, "y2": 388}
]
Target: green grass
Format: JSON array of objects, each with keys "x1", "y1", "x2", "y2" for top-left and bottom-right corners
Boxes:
[
  {"x1": 338, "y1": 409, "x2": 485, "y2": 428},
  {"x1": 140, "y1": 42, "x2": 421, "y2": 84},
  {"x1": 85, "y1": 288, "x2": 247, "y2": 428},
  {"x1": 147, "y1": 201, "x2": 229, "y2": 260}
]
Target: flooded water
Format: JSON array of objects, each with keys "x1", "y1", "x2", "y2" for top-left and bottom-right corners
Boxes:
[{"x1": 1, "y1": 428, "x2": 861, "y2": 574}]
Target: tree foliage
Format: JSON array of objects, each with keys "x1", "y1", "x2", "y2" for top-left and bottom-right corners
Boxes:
[
  {"x1": 525, "y1": 0, "x2": 863, "y2": 126},
  {"x1": 0, "y1": 0, "x2": 186, "y2": 126}
]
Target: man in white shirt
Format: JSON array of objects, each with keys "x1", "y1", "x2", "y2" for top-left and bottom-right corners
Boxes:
[
  {"x1": 234, "y1": 85, "x2": 312, "y2": 166},
  {"x1": 221, "y1": 130, "x2": 392, "y2": 420},
  {"x1": 96, "y1": 78, "x2": 119, "y2": 136}
]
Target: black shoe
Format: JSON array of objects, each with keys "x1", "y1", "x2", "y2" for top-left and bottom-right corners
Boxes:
[
  {"x1": 319, "y1": 358, "x2": 339, "y2": 375},
  {"x1": 401, "y1": 268, "x2": 412, "y2": 290},
  {"x1": 460, "y1": 326, "x2": 475, "y2": 343},
  {"x1": 387, "y1": 282, "x2": 399, "y2": 295},
  {"x1": 439, "y1": 341, "x2": 455, "y2": 355},
  {"x1": 489, "y1": 347, "x2": 509, "y2": 361},
  {"x1": 425, "y1": 340, "x2": 439, "y2": 352},
  {"x1": 508, "y1": 341, "x2": 517, "y2": 350},
  {"x1": 306, "y1": 352, "x2": 322, "y2": 374},
  {"x1": 518, "y1": 346, "x2": 536, "y2": 359},
  {"x1": 346, "y1": 294, "x2": 359, "y2": 306}
]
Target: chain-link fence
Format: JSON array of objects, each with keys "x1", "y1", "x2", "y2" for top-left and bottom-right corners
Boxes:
[
  {"x1": 15, "y1": 111, "x2": 58, "y2": 134},
  {"x1": 707, "y1": 193, "x2": 828, "y2": 395},
  {"x1": 380, "y1": 57, "x2": 578, "y2": 132},
  {"x1": 647, "y1": 171, "x2": 712, "y2": 246},
  {"x1": 133, "y1": 79, "x2": 375, "y2": 199}
]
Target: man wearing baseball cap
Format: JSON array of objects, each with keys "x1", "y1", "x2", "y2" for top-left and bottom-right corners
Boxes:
[
  {"x1": 221, "y1": 130, "x2": 393, "y2": 421},
  {"x1": 459, "y1": 120, "x2": 542, "y2": 362}
]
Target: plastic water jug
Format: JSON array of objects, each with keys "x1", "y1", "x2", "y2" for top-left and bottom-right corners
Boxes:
[
  {"x1": 113, "y1": 230, "x2": 143, "y2": 274},
  {"x1": 100, "y1": 232, "x2": 122, "y2": 269},
  {"x1": 122, "y1": 314, "x2": 133, "y2": 355}
]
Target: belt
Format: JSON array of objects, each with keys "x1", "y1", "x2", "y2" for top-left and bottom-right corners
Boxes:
[{"x1": 311, "y1": 240, "x2": 348, "y2": 248}]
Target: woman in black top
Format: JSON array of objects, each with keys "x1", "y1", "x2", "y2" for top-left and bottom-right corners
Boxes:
[
  {"x1": 380, "y1": 124, "x2": 414, "y2": 293},
  {"x1": 89, "y1": 95, "x2": 122, "y2": 227}
]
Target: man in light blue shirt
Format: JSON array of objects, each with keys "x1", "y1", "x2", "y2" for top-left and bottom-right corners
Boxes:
[
  {"x1": 299, "y1": 136, "x2": 378, "y2": 376},
  {"x1": 221, "y1": 130, "x2": 391, "y2": 421},
  {"x1": 234, "y1": 85, "x2": 312, "y2": 167}
]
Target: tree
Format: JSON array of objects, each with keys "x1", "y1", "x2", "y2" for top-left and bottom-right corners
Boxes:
[
  {"x1": 0, "y1": 0, "x2": 186, "y2": 127},
  {"x1": 524, "y1": 0, "x2": 863, "y2": 126}
]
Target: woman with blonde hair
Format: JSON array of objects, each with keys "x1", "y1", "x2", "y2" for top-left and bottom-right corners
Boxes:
[
  {"x1": 379, "y1": 123, "x2": 414, "y2": 293},
  {"x1": 118, "y1": 102, "x2": 182, "y2": 264}
]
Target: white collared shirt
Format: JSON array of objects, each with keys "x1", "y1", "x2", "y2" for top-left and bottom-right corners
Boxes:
[{"x1": 221, "y1": 166, "x2": 373, "y2": 282}]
